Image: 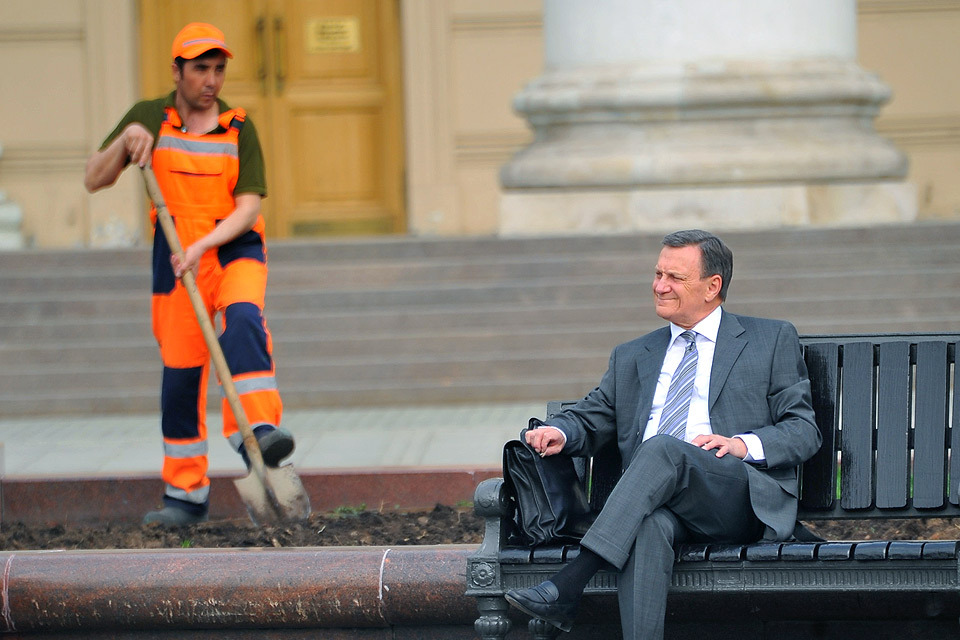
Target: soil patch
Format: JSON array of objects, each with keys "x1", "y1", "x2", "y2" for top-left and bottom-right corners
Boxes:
[
  {"x1": 805, "y1": 517, "x2": 960, "y2": 542},
  {"x1": 1, "y1": 506, "x2": 958, "y2": 551},
  {"x1": 0, "y1": 505, "x2": 483, "y2": 551}
]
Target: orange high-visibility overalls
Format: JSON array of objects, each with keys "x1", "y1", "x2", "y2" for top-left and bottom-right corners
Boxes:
[{"x1": 150, "y1": 106, "x2": 282, "y2": 515}]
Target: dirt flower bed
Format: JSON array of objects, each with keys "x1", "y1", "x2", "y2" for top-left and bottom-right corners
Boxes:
[
  {"x1": 805, "y1": 517, "x2": 960, "y2": 542},
  {"x1": 1, "y1": 506, "x2": 958, "y2": 551},
  {"x1": 0, "y1": 505, "x2": 484, "y2": 551}
]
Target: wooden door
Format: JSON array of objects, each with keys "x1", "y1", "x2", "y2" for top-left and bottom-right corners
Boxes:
[{"x1": 139, "y1": 0, "x2": 405, "y2": 238}]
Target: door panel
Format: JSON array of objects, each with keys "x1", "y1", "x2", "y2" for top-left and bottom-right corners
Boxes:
[
  {"x1": 297, "y1": 111, "x2": 381, "y2": 200},
  {"x1": 138, "y1": 0, "x2": 404, "y2": 238},
  {"x1": 284, "y1": 0, "x2": 381, "y2": 80},
  {"x1": 271, "y1": 0, "x2": 404, "y2": 235}
]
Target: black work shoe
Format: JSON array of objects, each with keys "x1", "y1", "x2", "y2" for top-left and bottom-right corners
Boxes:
[
  {"x1": 239, "y1": 425, "x2": 296, "y2": 468},
  {"x1": 143, "y1": 506, "x2": 210, "y2": 526},
  {"x1": 257, "y1": 426, "x2": 295, "y2": 466},
  {"x1": 505, "y1": 580, "x2": 579, "y2": 632}
]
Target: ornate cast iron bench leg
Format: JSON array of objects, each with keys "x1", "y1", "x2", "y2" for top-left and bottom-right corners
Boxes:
[
  {"x1": 474, "y1": 595, "x2": 511, "y2": 640},
  {"x1": 529, "y1": 617, "x2": 562, "y2": 639}
]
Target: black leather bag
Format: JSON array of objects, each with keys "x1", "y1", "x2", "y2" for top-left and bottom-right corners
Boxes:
[{"x1": 502, "y1": 418, "x2": 594, "y2": 546}]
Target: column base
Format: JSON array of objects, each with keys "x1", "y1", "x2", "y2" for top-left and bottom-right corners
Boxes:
[
  {"x1": 0, "y1": 198, "x2": 25, "y2": 250},
  {"x1": 499, "y1": 181, "x2": 916, "y2": 236}
]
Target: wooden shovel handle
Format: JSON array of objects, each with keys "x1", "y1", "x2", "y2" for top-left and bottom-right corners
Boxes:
[{"x1": 140, "y1": 166, "x2": 268, "y2": 475}]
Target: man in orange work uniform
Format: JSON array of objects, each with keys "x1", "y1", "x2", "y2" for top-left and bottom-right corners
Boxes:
[{"x1": 84, "y1": 23, "x2": 295, "y2": 526}]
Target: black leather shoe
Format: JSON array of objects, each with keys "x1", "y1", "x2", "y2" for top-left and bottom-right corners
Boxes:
[{"x1": 505, "y1": 580, "x2": 579, "y2": 632}]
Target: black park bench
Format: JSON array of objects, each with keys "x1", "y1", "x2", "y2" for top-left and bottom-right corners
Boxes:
[{"x1": 466, "y1": 333, "x2": 960, "y2": 639}]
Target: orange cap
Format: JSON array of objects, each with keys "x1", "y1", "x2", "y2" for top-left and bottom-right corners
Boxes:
[{"x1": 171, "y1": 22, "x2": 234, "y2": 60}]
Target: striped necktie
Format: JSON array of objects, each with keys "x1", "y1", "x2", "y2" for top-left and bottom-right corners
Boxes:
[{"x1": 657, "y1": 330, "x2": 698, "y2": 441}]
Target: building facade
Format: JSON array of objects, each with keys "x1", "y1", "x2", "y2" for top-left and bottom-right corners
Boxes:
[{"x1": 0, "y1": 0, "x2": 957, "y2": 248}]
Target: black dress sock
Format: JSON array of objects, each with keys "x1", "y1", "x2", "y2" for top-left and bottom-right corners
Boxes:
[{"x1": 548, "y1": 548, "x2": 613, "y2": 602}]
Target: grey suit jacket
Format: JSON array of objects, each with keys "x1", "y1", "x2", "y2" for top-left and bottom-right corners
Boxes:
[{"x1": 548, "y1": 309, "x2": 822, "y2": 540}]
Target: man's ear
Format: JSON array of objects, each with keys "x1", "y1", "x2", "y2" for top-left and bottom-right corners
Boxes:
[
  {"x1": 705, "y1": 275, "x2": 723, "y2": 302},
  {"x1": 171, "y1": 62, "x2": 181, "y2": 83}
]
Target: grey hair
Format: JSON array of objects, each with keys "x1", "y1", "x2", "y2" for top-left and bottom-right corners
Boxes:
[{"x1": 661, "y1": 230, "x2": 733, "y2": 301}]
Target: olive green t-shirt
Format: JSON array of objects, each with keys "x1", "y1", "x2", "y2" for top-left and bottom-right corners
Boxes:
[{"x1": 100, "y1": 91, "x2": 267, "y2": 196}]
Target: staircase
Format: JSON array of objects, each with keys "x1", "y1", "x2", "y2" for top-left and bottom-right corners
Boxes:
[{"x1": 2, "y1": 222, "x2": 959, "y2": 417}]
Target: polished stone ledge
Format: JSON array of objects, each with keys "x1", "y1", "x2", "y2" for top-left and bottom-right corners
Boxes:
[
  {"x1": 0, "y1": 545, "x2": 476, "y2": 635},
  {"x1": 1, "y1": 467, "x2": 500, "y2": 526}
]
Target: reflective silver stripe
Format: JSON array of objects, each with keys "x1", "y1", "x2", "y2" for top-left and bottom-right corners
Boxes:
[
  {"x1": 155, "y1": 136, "x2": 238, "y2": 157},
  {"x1": 165, "y1": 484, "x2": 210, "y2": 505},
  {"x1": 228, "y1": 432, "x2": 245, "y2": 452},
  {"x1": 163, "y1": 440, "x2": 209, "y2": 458},
  {"x1": 220, "y1": 375, "x2": 278, "y2": 397},
  {"x1": 228, "y1": 423, "x2": 274, "y2": 452}
]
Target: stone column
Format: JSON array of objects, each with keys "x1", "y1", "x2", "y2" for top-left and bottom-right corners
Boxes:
[{"x1": 500, "y1": 0, "x2": 915, "y2": 235}]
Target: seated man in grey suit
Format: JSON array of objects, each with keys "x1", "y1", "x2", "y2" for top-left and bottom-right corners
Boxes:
[{"x1": 505, "y1": 229, "x2": 822, "y2": 639}]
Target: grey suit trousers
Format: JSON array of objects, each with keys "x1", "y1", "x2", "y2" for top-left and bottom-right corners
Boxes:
[{"x1": 580, "y1": 435, "x2": 763, "y2": 640}]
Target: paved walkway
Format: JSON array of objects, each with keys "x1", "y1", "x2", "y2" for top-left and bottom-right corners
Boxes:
[{"x1": 0, "y1": 402, "x2": 545, "y2": 478}]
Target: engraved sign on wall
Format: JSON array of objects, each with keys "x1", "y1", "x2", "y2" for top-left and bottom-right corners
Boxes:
[{"x1": 306, "y1": 17, "x2": 361, "y2": 53}]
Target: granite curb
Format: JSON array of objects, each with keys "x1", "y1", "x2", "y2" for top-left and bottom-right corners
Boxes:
[
  {"x1": 1, "y1": 467, "x2": 500, "y2": 525},
  {"x1": 0, "y1": 545, "x2": 476, "y2": 634}
]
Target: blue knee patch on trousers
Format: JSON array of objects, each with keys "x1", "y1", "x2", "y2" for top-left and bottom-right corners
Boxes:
[
  {"x1": 152, "y1": 219, "x2": 176, "y2": 295},
  {"x1": 218, "y1": 229, "x2": 265, "y2": 266},
  {"x1": 220, "y1": 302, "x2": 272, "y2": 375},
  {"x1": 161, "y1": 365, "x2": 203, "y2": 439}
]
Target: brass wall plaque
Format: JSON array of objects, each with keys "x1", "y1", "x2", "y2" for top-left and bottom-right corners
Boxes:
[{"x1": 306, "y1": 17, "x2": 361, "y2": 53}]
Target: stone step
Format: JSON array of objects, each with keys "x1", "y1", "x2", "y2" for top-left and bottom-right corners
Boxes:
[
  {"x1": 4, "y1": 240, "x2": 960, "y2": 295},
  {"x1": 0, "y1": 349, "x2": 609, "y2": 397},
  {"x1": 2, "y1": 292, "x2": 958, "y2": 345},
  {"x1": 3, "y1": 287, "x2": 959, "y2": 368},
  {"x1": 2, "y1": 222, "x2": 960, "y2": 417},
  {"x1": 0, "y1": 375, "x2": 596, "y2": 417},
  {"x1": 0, "y1": 220, "x2": 955, "y2": 279},
  {"x1": 3, "y1": 308, "x2": 958, "y2": 394},
  {"x1": 2, "y1": 218, "x2": 954, "y2": 257},
  {"x1": 0, "y1": 301, "x2": 646, "y2": 341},
  {"x1": 2, "y1": 325, "x2": 640, "y2": 365},
  {"x1": 1, "y1": 270, "x2": 957, "y2": 334},
  {"x1": 5, "y1": 282, "x2": 960, "y2": 368}
]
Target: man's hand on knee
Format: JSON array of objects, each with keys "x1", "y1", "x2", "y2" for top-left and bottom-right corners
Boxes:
[{"x1": 692, "y1": 434, "x2": 747, "y2": 459}]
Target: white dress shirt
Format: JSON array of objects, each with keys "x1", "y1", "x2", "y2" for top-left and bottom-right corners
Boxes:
[
  {"x1": 547, "y1": 306, "x2": 765, "y2": 462},
  {"x1": 642, "y1": 307, "x2": 765, "y2": 462}
]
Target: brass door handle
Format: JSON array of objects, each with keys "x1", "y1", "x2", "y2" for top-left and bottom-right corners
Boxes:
[
  {"x1": 255, "y1": 16, "x2": 267, "y2": 96},
  {"x1": 274, "y1": 16, "x2": 285, "y2": 94}
]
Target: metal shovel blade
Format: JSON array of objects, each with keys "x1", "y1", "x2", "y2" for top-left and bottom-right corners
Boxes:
[{"x1": 234, "y1": 464, "x2": 312, "y2": 526}]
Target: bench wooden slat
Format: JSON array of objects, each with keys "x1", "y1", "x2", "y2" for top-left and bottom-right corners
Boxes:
[
  {"x1": 951, "y1": 340, "x2": 960, "y2": 506},
  {"x1": 744, "y1": 543, "x2": 781, "y2": 561},
  {"x1": 876, "y1": 342, "x2": 911, "y2": 509},
  {"x1": 888, "y1": 541, "x2": 925, "y2": 560},
  {"x1": 780, "y1": 543, "x2": 817, "y2": 561},
  {"x1": 914, "y1": 341, "x2": 949, "y2": 509},
  {"x1": 817, "y1": 542, "x2": 854, "y2": 560},
  {"x1": 841, "y1": 341, "x2": 875, "y2": 509},
  {"x1": 800, "y1": 342, "x2": 839, "y2": 511},
  {"x1": 853, "y1": 541, "x2": 891, "y2": 560},
  {"x1": 922, "y1": 540, "x2": 959, "y2": 559}
]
